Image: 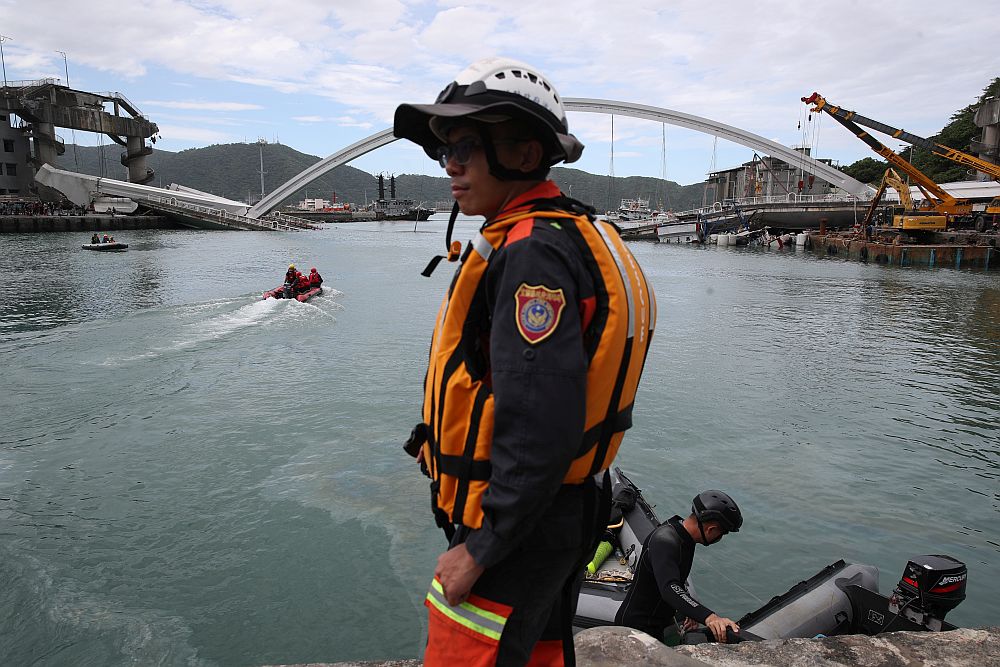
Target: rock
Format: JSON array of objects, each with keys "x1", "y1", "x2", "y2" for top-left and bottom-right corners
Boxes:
[
  {"x1": 575, "y1": 625, "x2": 710, "y2": 666},
  {"x1": 675, "y1": 626, "x2": 1000, "y2": 666},
  {"x1": 260, "y1": 626, "x2": 1000, "y2": 667}
]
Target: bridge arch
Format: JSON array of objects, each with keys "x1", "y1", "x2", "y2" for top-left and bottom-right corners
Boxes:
[{"x1": 248, "y1": 98, "x2": 871, "y2": 219}]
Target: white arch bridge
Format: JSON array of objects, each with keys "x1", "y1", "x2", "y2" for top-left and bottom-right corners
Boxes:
[{"x1": 247, "y1": 98, "x2": 872, "y2": 219}]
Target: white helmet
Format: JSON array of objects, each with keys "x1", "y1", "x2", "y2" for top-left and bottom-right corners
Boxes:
[{"x1": 394, "y1": 57, "x2": 583, "y2": 166}]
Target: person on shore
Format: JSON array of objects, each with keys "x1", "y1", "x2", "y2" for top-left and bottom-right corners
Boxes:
[
  {"x1": 394, "y1": 56, "x2": 655, "y2": 666},
  {"x1": 91, "y1": 233, "x2": 100, "y2": 244},
  {"x1": 615, "y1": 491, "x2": 743, "y2": 644},
  {"x1": 308, "y1": 268, "x2": 323, "y2": 289}
]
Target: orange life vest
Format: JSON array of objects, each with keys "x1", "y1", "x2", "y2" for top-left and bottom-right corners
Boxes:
[{"x1": 421, "y1": 203, "x2": 656, "y2": 529}]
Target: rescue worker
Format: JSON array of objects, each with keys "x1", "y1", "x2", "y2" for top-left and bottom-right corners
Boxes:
[
  {"x1": 615, "y1": 491, "x2": 743, "y2": 644},
  {"x1": 283, "y1": 264, "x2": 297, "y2": 299},
  {"x1": 308, "y1": 267, "x2": 323, "y2": 288},
  {"x1": 394, "y1": 57, "x2": 655, "y2": 666},
  {"x1": 91, "y1": 233, "x2": 100, "y2": 244},
  {"x1": 294, "y1": 271, "x2": 310, "y2": 293}
]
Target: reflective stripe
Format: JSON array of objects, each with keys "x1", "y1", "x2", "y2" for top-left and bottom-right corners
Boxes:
[
  {"x1": 426, "y1": 579, "x2": 507, "y2": 640},
  {"x1": 472, "y1": 232, "x2": 494, "y2": 262},
  {"x1": 594, "y1": 221, "x2": 635, "y2": 338}
]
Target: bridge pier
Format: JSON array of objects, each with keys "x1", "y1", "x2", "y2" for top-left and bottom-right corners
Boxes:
[
  {"x1": 124, "y1": 136, "x2": 153, "y2": 183},
  {"x1": 31, "y1": 121, "x2": 61, "y2": 166}
]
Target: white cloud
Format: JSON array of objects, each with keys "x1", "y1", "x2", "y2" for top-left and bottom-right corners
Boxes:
[
  {"x1": 154, "y1": 124, "x2": 238, "y2": 143},
  {"x1": 7, "y1": 0, "x2": 999, "y2": 183},
  {"x1": 142, "y1": 101, "x2": 264, "y2": 111},
  {"x1": 292, "y1": 115, "x2": 373, "y2": 129}
]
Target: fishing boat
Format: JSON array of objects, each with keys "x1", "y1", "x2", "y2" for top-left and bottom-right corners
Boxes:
[
  {"x1": 654, "y1": 213, "x2": 703, "y2": 244},
  {"x1": 262, "y1": 285, "x2": 323, "y2": 302},
  {"x1": 575, "y1": 469, "x2": 967, "y2": 643},
  {"x1": 368, "y1": 174, "x2": 433, "y2": 221},
  {"x1": 616, "y1": 197, "x2": 653, "y2": 222},
  {"x1": 82, "y1": 242, "x2": 128, "y2": 251}
]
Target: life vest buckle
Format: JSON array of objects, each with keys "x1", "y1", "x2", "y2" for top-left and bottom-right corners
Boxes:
[{"x1": 447, "y1": 240, "x2": 462, "y2": 262}]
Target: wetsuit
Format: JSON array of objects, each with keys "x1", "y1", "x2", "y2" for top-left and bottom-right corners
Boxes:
[{"x1": 615, "y1": 516, "x2": 714, "y2": 639}]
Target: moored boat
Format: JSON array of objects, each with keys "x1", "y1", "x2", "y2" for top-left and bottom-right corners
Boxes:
[
  {"x1": 655, "y1": 218, "x2": 703, "y2": 244},
  {"x1": 574, "y1": 469, "x2": 968, "y2": 643},
  {"x1": 617, "y1": 197, "x2": 653, "y2": 222},
  {"x1": 368, "y1": 174, "x2": 433, "y2": 221}
]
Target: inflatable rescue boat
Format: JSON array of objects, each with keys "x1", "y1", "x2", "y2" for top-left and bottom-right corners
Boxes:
[
  {"x1": 575, "y1": 469, "x2": 967, "y2": 643},
  {"x1": 262, "y1": 285, "x2": 322, "y2": 302},
  {"x1": 82, "y1": 242, "x2": 128, "y2": 251}
]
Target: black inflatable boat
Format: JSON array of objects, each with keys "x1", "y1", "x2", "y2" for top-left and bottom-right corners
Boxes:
[{"x1": 574, "y1": 469, "x2": 967, "y2": 642}]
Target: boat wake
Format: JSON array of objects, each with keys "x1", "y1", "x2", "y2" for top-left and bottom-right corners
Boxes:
[{"x1": 112, "y1": 292, "x2": 341, "y2": 363}]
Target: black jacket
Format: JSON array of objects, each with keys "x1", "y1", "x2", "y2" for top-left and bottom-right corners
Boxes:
[
  {"x1": 462, "y1": 194, "x2": 597, "y2": 569},
  {"x1": 615, "y1": 516, "x2": 714, "y2": 637}
]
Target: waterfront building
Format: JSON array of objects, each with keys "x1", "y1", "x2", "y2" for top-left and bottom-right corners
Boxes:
[
  {"x1": 704, "y1": 147, "x2": 841, "y2": 204},
  {"x1": 0, "y1": 112, "x2": 31, "y2": 195}
]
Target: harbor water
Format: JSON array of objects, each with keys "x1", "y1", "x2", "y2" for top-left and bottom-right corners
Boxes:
[{"x1": 2, "y1": 218, "x2": 998, "y2": 665}]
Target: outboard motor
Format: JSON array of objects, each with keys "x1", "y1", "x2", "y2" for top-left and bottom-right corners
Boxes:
[{"x1": 888, "y1": 555, "x2": 967, "y2": 631}]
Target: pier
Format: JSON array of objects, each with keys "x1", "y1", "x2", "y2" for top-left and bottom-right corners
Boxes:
[{"x1": 807, "y1": 231, "x2": 996, "y2": 270}]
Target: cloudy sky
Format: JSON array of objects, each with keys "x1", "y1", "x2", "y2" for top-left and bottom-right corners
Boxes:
[{"x1": 4, "y1": 0, "x2": 999, "y2": 187}]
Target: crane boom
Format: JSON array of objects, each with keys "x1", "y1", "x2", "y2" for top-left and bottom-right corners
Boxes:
[
  {"x1": 802, "y1": 92, "x2": 1000, "y2": 182},
  {"x1": 805, "y1": 101, "x2": 961, "y2": 210}
]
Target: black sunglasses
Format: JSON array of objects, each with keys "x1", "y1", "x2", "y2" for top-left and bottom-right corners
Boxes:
[
  {"x1": 436, "y1": 136, "x2": 481, "y2": 168},
  {"x1": 435, "y1": 136, "x2": 531, "y2": 168}
]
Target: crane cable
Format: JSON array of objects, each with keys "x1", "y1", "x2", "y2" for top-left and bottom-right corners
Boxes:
[
  {"x1": 660, "y1": 123, "x2": 671, "y2": 212},
  {"x1": 608, "y1": 114, "x2": 615, "y2": 214}
]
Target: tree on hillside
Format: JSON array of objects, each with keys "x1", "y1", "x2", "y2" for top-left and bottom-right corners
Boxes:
[
  {"x1": 905, "y1": 77, "x2": 1000, "y2": 183},
  {"x1": 841, "y1": 157, "x2": 886, "y2": 185}
]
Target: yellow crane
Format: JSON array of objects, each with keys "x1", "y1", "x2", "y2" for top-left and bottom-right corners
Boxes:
[{"x1": 802, "y1": 92, "x2": 983, "y2": 231}]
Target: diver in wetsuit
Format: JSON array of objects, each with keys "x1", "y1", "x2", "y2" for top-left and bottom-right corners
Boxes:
[{"x1": 616, "y1": 490, "x2": 743, "y2": 644}]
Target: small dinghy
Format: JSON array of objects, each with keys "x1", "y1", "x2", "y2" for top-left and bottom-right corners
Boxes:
[
  {"x1": 262, "y1": 285, "x2": 322, "y2": 302},
  {"x1": 82, "y1": 242, "x2": 128, "y2": 252},
  {"x1": 574, "y1": 469, "x2": 967, "y2": 642}
]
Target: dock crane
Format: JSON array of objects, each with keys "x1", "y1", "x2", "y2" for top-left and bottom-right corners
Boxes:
[
  {"x1": 802, "y1": 92, "x2": 1000, "y2": 182},
  {"x1": 802, "y1": 92, "x2": 979, "y2": 231}
]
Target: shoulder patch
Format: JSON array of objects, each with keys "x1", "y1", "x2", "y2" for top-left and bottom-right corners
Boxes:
[{"x1": 514, "y1": 283, "x2": 566, "y2": 344}]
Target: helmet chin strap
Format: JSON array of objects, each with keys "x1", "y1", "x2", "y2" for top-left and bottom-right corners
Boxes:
[
  {"x1": 481, "y1": 133, "x2": 548, "y2": 182},
  {"x1": 697, "y1": 517, "x2": 722, "y2": 546}
]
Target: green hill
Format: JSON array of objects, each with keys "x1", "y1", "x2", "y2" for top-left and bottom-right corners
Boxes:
[{"x1": 54, "y1": 142, "x2": 705, "y2": 213}]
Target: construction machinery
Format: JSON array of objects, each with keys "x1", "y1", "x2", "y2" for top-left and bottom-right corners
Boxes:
[
  {"x1": 802, "y1": 93, "x2": 985, "y2": 231},
  {"x1": 971, "y1": 197, "x2": 1000, "y2": 232},
  {"x1": 859, "y1": 167, "x2": 913, "y2": 229},
  {"x1": 803, "y1": 92, "x2": 1000, "y2": 182}
]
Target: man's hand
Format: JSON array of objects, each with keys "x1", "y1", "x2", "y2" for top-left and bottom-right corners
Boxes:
[
  {"x1": 704, "y1": 613, "x2": 740, "y2": 643},
  {"x1": 434, "y1": 543, "x2": 486, "y2": 606},
  {"x1": 680, "y1": 617, "x2": 699, "y2": 632}
]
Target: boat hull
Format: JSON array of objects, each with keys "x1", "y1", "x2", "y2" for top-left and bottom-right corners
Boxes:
[
  {"x1": 656, "y1": 221, "x2": 702, "y2": 244},
  {"x1": 82, "y1": 243, "x2": 128, "y2": 251},
  {"x1": 574, "y1": 468, "x2": 661, "y2": 630},
  {"x1": 263, "y1": 285, "x2": 323, "y2": 302}
]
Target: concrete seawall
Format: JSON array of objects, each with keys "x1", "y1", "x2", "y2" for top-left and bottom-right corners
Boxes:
[
  {"x1": 262, "y1": 625, "x2": 999, "y2": 667},
  {"x1": 807, "y1": 232, "x2": 997, "y2": 270},
  {"x1": 0, "y1": 215, "x2": 177, "y2": 233}
]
